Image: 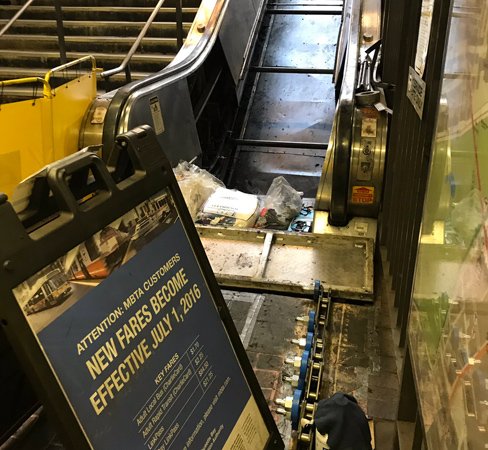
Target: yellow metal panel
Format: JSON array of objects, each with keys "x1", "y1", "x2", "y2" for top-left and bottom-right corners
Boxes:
[
  {"x1": 51, "y1": 72, "x2": 97, "y2": 161},
  {"x1": 0, "y1": 151, "x2": 21, "y2": 199},
  {"x1": 0, "y1": 72, "x2": 97, "y2": 198},
  {"x1": 0, "y1": 97, "x2": 54, "y2": 198}
]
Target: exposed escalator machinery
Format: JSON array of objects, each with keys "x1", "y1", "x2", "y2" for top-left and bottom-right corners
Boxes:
[{"x1": 315, "y1": 0, "x2": 388, "y2": 226}]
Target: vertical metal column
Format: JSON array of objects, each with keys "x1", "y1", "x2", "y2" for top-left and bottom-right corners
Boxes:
[
  {"x1": 53, "y1": 0, "x2": 67, "y2": 65},
  {"x1": 380, "y1": 0, "x2": 453, "y2": 346},
  {"x1": 176, "y1": 0, "x2": 184, "y2": 50}
]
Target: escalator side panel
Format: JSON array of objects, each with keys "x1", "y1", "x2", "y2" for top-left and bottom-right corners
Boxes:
[
  {"x1": 119, "y1": 77, "x2": 202, "y2": 167},
  {"x1": 316, "y1": 0, "x2": 386, "y2": 223},
  {"x1": 98, "y1": 0, "x2": 267, "y2": 167},
  {"x1": 219, "y1": 0, "x2": 265, "y2": 97},
  {"x1": 100, "y1": 0, "x2": 228, "y2": 162}
]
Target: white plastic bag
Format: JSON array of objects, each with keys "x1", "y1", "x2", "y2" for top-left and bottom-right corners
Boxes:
[{"x1": 173, "y1": 161, "x2": 224, "y2": 219}]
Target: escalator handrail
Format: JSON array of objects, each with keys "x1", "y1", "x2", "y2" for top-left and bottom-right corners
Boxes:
[
  {"x1": 328, "y1": 0, "x2": 361, "y2": 226},
  {"x1": 101, "y1": 0, "x2": 228, "y2": 156}
]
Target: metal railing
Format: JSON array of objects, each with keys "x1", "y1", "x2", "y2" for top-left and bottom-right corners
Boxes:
[
  {"x1": 1, "y1": 0, "x2": 185, "y2": 84},
  {"x1": 0, "y1": 55, "x2": 98, "y2": 103},
  {"x1": 100, "y1": 0, "x2": 184, "y2": 83},
  {"x1": 0, "y1": 0, "x2": 35, "y2": 37},
  {"x1": 0, "y1": 0, "x2": 67, "y2": 64},
  {"x1": 45, "y1": 55, "x2": 98, "y2": 86},
  {"x1": 0, "y1": 76, "x2": 51, "y2": 101},
  {"x1": 53, "y1": 0, "x2": 67, "y2": 64}
]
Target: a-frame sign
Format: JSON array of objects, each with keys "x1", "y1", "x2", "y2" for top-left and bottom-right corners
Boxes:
[{"x1": 0, "y1": 126, "x2": 284, "y2": 450}]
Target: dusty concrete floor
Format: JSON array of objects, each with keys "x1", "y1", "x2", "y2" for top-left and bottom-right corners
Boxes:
[
  {"x1": 222, "y1": 268, "x2": 401, "y2": 449},
  {"x1": 324, "y1": 297, "x2": 400, "y2": 421},
  {"x1": 223, "y1": 290, "x2": 315, "y2": 447}
]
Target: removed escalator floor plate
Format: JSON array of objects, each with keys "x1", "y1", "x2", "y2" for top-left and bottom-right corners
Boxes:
[{"x1": 198, "y1": 226, "x2": 374, "y2": 302}]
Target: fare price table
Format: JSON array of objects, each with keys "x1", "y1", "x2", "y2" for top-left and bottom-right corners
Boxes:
[
  {"x1": 134, "y1": 336, "x2": 215, "y2": 450},
  {"x1": 189, "y1": 341, "x2": 215, "y2": 391}
]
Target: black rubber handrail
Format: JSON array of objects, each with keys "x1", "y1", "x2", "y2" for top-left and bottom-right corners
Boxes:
[{"x1": 101, "y1": 0, "x2": 227, "y2": 157}]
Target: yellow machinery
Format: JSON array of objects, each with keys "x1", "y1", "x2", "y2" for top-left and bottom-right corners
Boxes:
[{"x1": 0, "y1": 56, "x2": 99, "y2": 198}]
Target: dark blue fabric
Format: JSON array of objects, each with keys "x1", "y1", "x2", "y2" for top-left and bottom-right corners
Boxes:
[{"x1": 314, "y1": 392, "x2": 372, "y2": 450}]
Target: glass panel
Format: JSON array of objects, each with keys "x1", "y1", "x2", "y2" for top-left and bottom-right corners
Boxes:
[{"x1": 409, "y1": 1, "x2": 488, "y2": 448}]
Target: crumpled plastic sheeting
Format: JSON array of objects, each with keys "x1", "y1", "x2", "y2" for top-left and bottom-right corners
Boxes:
[
  {"x1": 256, "y1": 176, "x2": 302, "y2": 230},
  {"x1": 173, "y1": 161, "x2": 224, "y2": 219}
]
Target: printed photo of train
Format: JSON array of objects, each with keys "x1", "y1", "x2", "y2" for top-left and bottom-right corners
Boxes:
[
  {"x1": 13, "y1": 189, "x2": 178, "y2": 333},
  {"x1": 68, "y1": 190, "x2": 175, "y2": 281},
  {"x1": 22, "y1": 269, "x2": 72, "y2": 316}
]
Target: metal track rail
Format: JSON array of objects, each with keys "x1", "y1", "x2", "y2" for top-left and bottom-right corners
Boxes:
[
  {"x1": 250, "y1": 66, "x2": 334, "y2": 74},
  {"x1": 266, "y1": 7, "x2": 343, "y2": 15},
  {"x1": 233, "y1": 139, "x2": 328, "y2": 150}
]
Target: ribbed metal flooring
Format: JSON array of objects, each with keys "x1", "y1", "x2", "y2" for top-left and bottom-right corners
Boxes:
[{"x1": 228, "y1": 0, "x2": 341, "y2": 197}]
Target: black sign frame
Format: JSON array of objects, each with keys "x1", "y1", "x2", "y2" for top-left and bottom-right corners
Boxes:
[{"x1": 0, "y1": 126, "x2": 284, "y2": 449}]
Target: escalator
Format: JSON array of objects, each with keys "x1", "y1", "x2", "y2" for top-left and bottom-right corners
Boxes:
[
  {"x1": 225, "y1": 1, "x2": 340, "y2": 197},
  {"x1": 0, "y1": 0, "x2": 202, "y2": 198},
  {"x1": 0, "y1": 0, "x2": 392, "y2": 448}
]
